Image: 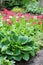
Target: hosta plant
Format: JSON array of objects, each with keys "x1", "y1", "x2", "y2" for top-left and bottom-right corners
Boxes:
[{"x1": 0, "y1": 26, "x2": 37, "y2": 61}]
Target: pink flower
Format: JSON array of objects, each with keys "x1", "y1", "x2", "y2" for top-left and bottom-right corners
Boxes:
[
  {"x1": 3, "y1": 8, "x2": 15, "y2": 16},
  {"x1": 37, "y1": 15, "x2": 43, "y2": 19},
  {"x1": 33, "y1": 16, "x2": 37, "y2": 19},
  {"x1": 3, "y1": 8, "x2": 8, "y2": 14},
  {"x1": 25, "y1": 17, "x2": 29, "y2": 21},
  {"x1": 30, "y1": 15, "x2": 34, "y2": 19},
  {"x1": 32, "y1": 22, "x2": 36, "y2": 25},
  {"x1": 38, "y1": 21, "x2": 42, "y2": 25},
  {"x1": 7, "y1": 20, "x2": 12, "y2": 25},
  {"x1": 16, "y1": 18, "x2": 20, "y2": 22},
  {"x1": 7, "y1": 11, "x2": 15, "y2": 16},
  {"x1": 24, "y1": 13, "x2": 29, "y2": 17},
  {"x1": 21, "y1": 14, "x2": 24, "y2": 18},
  {"x1": 2, "y1": 16, "x2": 9, "y2": 21},
  {"x1": 16, "y1": 12, "x2": 22, "y2": 18}
]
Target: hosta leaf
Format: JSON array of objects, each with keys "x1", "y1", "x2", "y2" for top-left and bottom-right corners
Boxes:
[
  {"x1": 13, "y1": 55, "x2": 22, "y2": 61},
  {"x1": 0, "y1": 43, "x2": 2, "y2": 48},
  {"x1": 22, "y1": 46, "x2": 32, "y2": 51},
  {"x1": 33, "y1": 46, "x2": 39, "y2": 51},
  {"x1": 0, "y1": 57, "x2": 4, "y2": 63},
  {"x1": 23, "y1": 53, "x2": 29, "y2": 61},
  {"x1": 1, "y1": 45, "x2": 8, "y2": 52},
  {"x1": 28, "y1": 41, "x2": 34, "y2": 46},
  {"x1": 29, "y1": 50, "x2": 35, "y2": 57},
  {"x1": 14, "y1": 49, "x2": 21, "y2": 56},
  {"x1": 10, "y1": 32, "x2": 18, "y2": 42},
  {"x1": 6, "y1": 50, "x2": 14, "y2": 55},
  {"x1": 0, "y1": 32, "x2": 4, "y2": 40},
  {"x1": 18, "y1": 35, "x2": 29, "y2": 45},
  {"x1": 1, "y1": 38, "x2": 7, "y2": 43}
]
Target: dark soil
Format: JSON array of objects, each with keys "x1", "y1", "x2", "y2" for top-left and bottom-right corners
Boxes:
[{"x1": 16, "y1": 50, "x2": 43, "y2": 65}]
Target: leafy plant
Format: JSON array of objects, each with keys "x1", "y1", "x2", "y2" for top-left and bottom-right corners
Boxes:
[
  {"x1": 25, "y1": 2, "x2": 42, "y2": 14},
  {"x1": 12, "y1": 7, "x2": 26, "y2": 13},
  {"x1": 0, "y1": 57, "x2": 15, "y2": 65},
  {"x1": 2, "y1": 0, "x2": 37, "y2": 10},
  {"x1": 0, "y1": 28, "x2": 36, "y2": 61}
]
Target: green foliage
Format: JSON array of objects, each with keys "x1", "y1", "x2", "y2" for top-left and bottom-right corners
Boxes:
[
  {"x1": 33, "y1": 32, "x2": 43, "y2": 47},
  {"x1": 21, "y1": 0, "x2": 36, "y2": 6},
  {"x1": 0, "y1": 16, "x2": 40, "y2": 61},
  {"x1": 25, "y1": 2, "x2": 42, "y2": 14},
  {"x1": 0, "y1": 29, "x2": 36, "y2": 61},
  {"x1": 0, "y1": 57, "x2": 14, "y2": 65},
  {"x1": 3, "y1": 0, "x2": 15, "y2": 10},
  {"x1": 2, "y1": 0, "x2": 36, "y2": 10},
  {"x1": 12, "y1": 7, "x2": 26, "y2": 13}
]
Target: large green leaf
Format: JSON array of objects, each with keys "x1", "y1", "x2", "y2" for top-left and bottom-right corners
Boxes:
[
  {"x1": 22, "y1": 46, "x2": 32, "y2": 51},
  {"x1": 12, "y1": 55, "x2": 22, "y2": 61},
  {"x1": 6, "y1": 50, "x2": 14, "y2": 55},
  {"x1": 1, "y1": 45, "x2": 8, "y2": 52},
  {"x1": 18, "y1": 35, "x2": 29, "y2": 45},
  {"x1": 14, "y1": 49, "x2": 21, "y2": 56},
  {"x1": 1, "y1": 38, "x2": 7, "y2": 43},
  {"x1": 23, "y1": 53, "x2": 29, "y2": 61},
  {"x1": 29, "y1": 50, "x2": 35, "y2": 57}
]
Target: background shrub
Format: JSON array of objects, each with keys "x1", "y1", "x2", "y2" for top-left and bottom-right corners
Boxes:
[
  {"x1": 24, "y1": 1, "x2": 42, "y2": 14},
  {"x1": 2, "y1": 0, "x2": 36, "y2": 10},
  {"x1": 2, "y1": 0, "x2": 43, "y2": 14}
]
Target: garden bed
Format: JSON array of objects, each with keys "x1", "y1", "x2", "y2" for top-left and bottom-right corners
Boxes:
[{"x1": 0, "y1": 8, "x2": 43, "y2": 65}]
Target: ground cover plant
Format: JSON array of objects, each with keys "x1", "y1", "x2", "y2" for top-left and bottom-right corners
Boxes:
[{"x1": 0, "y1": 8, "x2": 43, "y2": 65}]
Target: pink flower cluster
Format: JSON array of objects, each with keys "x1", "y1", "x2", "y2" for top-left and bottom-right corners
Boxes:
[{"x1": 1, "y1": 8, "x2": 43, "y2": 25}]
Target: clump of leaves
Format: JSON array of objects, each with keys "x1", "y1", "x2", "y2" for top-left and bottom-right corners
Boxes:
[
  {"x1": 12, "y1": 7, "x2": 26, "y2": 13},
  {"x1": 25, "y1": 2, "x2": 42, "y2": 14},
  {"x1": 0, "y1": 57, "x2": 15, "y2": 65}
]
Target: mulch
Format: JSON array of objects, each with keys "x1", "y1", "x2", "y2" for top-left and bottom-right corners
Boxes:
[{"x1": 16, "y1": 50, "x2": 43, "y2": 65}]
